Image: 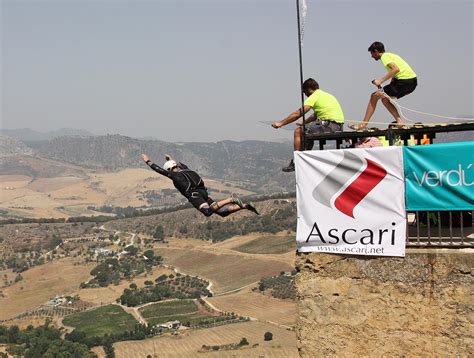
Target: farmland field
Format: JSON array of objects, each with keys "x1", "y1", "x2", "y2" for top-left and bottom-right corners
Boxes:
[
  {"x1": 140, "y1": 300, "x2": 198, "y2": 318},
  {"x1": 0, "y1": 168, "x2": 255, "y2": 219},
  {"x1": 0, "y1": 258, "x2": 95, "y2": 320},
  {"x1": 209, "y1": 287, "x2": 296, "y2": 327},
  {"x1": 232, "y1": 235, "x2": 296, "y2": 254},
  {"x1": 114, "y1": 321, "x2": 298, "y2": 358},
  {"x1": 139, "y1": 299, "x2": 215, "y2": 326},
  {"x1": 157, "y1": 247, "x2": 293, "y2": 293},
  {"x1": 63, "y1": 305, "x2": 137, "y2": 337}
]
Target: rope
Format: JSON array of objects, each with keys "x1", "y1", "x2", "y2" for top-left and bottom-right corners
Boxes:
[
  {"x1": 344, "y1": 118, "x2": 470, "y2": 127},
  {"x1": 378, "y1": 87, "x2": 474, "y2": 123}
]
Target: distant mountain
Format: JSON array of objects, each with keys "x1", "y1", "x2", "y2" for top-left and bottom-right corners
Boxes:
[
  {"x1": 437, "y1": 131, "x2": 473, "y2": 143},
  {"x1": 0, "y1": 135, "x2": 34, "y2": 158},
  {"x1": 0, "y1": 128, "x2": 95, "y2": 142},
  {"x1": 25, "y1": 134, "x2": 295, "y2": 193}
]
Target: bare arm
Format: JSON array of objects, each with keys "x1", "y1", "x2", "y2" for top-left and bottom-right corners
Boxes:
[
  {"x1": 373, "y1": 63, "x2": 400, "y2": 86},
  {"x1": 272, "y1": 105, "x2": 312, "y2": 128}
]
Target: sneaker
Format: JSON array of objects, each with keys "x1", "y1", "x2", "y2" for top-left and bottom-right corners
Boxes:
[
  {"x1": 282, "y1": 159, "x2": 295, "y2": 172},
  {"x1": 246, "y1": 202, "x2": 260, "y2": 215},
  {"x1": 231, "y1": 194, "x2": 244, "y2": 208}
]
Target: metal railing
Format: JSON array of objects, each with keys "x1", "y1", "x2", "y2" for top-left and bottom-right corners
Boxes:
[
  {"x1": 305, "y1": 122, "x2": 474, "y2": 248},
  {"x1": 406, "y1": 211, "x2": 473, "y2": 247}
]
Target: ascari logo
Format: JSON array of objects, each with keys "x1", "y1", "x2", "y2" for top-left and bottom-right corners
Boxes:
[{"x1": 312, "y1": 151, "x2": 387, "y2": 218}]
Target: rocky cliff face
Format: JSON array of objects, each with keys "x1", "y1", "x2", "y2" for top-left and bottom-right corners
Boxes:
[{"x1": 295, "y1": 250, "x2": 473, "y2": 357}]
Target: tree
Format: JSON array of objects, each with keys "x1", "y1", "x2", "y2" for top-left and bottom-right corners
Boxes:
[
  {"x1": 155, "y1": 274, "x2": 168, "y2": 283},
  {"x1": 124, "y1": 245, "x2": 138, "y2": 256},
  {"x1": 153, "y1": 226, "x2": 164, "y2": 240},
  {"x1": 239, "y1": 337, "x2": 249, "y2": 346},
  {"x1": 143, "y1": 250, "x2": 154, "y2": 260},
  {"x1": 264, "y1": 331, "x2": 273, "y2": 341}
]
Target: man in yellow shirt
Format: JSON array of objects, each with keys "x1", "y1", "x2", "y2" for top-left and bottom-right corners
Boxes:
[
  {"x1": 350, "y1": 41, "x2": 417, "y2": 130},
  {"x1": 272, "y1": 78, "x2": 344, "y2": 172}
]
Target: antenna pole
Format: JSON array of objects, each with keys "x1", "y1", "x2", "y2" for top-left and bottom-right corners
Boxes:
[{"x1": 295, "y1": 0, "x2": 306, "y2": 150}]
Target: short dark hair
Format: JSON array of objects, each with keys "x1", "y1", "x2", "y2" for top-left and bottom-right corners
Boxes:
[
  {"x1": 368, "y1": 41, "x2": 385, "y2": 52},
  {"x1": 302, "y1": 78, "x2": 320, "y2": 92}
]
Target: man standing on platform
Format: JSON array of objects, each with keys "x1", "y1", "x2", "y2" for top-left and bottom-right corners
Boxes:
[
  {"x1": 350, "y1": 41, "x2": 417, "y2": 130},
  {"x1": 272, "y1": 78, "x2": 345, "y2": 172}
]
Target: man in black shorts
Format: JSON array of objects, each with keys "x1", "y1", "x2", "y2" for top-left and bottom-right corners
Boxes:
[
  {"x1": 141, "y1": 153, "x2": 259, "y2": 217},
  {"x1": 350, "y1": 41, "x2": 418, "y2": 130}
]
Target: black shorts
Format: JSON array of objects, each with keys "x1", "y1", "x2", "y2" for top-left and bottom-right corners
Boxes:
[
  {"x1": 188, "y1": 189, "x2": 214, "y2": 210},
  {"x1": 383, "y1": 78, "x2": 417, "y2": 99}
]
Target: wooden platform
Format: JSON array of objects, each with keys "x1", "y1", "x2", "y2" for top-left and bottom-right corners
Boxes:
[{"x1": 304, "y1": 122, "x2": 474, "y2": 149}]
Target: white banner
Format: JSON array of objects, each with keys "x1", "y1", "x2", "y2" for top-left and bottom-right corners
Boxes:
[{"x1": 295, "y1": 147, "x2": 407, "y2": 257}]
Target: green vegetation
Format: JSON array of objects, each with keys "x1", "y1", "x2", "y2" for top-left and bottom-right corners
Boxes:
[
  {"x1": 233, "y1": 235, "x2": 296, "y2": 254},
  {"x1": 120, "y1": 274, "x2": 210, "y2": 307},
  {"x1": 146, "y1": 310, "x2": 245, "y2": 328},
  {"x1": 256, "y1": 271, "x2": 296, "y2": 300},
  {"x1": 264, "y1": 331, "x2": 273, "y2": 341},
  {"x1": 63, "y1": 305, "x2": 137, "y2": 337},
  {"x1": 1, "y1": 254, "x2": 45, "y2": 273},
  {"x1": 139, "y1": 300, "x2": 216, "y2": 326},
  {"x1": 140, "y1": 300, "x2": 198, "y2": 319},
  {"x1": 185, "y1": 203, "x2": 297, "y2": 243},
  {"x1": 153, "y1": 225, "x2": 164, "y2": 240},
  {"x1": 200, "y1": 336, "x2": 252, "y2": 353},
  {"x1": 0, "y1": 321, "x2": 95, "y2": 357},
  {"x1": 0, "y1": 192, "x2": 295, "y2": 226},
  {"x1": 81, "y1": 253, "x2": 162, "y2": 288}
]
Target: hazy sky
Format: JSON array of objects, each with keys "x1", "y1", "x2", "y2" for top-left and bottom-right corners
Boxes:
[{"x1": 1, "y1": 0, "x2": 473, "y2": 142}]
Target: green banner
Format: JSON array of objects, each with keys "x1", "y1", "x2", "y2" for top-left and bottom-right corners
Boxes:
[{"x1": 403, "y1": 142, "x2": 474, "y2": 211}]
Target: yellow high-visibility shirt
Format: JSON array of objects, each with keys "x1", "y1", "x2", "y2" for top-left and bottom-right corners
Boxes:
[
  {"x1": 381, "y1": 52, "x2": 417, "y2": 80},
  {"x1": 304, "y1": 89, "x2": 344, "y2": 123}
]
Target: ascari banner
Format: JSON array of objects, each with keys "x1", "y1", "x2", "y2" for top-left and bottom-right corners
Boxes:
[
  {"x1": 404, "y1": 141, "x2": 474, "y2": 211},
  {"x1": 295, "y1": 147, "x2": 406, "y2": 257}
]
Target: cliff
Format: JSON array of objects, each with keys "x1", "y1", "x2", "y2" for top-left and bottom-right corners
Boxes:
[{"x1": 295, "y1": 249, "x2": 473, "y2": 356}]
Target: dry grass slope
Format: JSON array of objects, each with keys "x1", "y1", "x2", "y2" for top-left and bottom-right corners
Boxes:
[
  {"x1": 0, "y1": 258, "x2": 95, "y2": 320},
  {"x1": 208, "y1": 287, "x2": 296, "y2": 327},
  {"x1": 114, "y1": 321, "x2": 298, "y2": 358},
  {"x1": 157, "y1": 247, "x2": 294, "y2": 293}
]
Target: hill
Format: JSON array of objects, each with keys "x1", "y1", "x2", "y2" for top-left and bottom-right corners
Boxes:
[
  {"x1": 26, "y1": 134, "x2": 295, "y2": 192},
  {"x1": 0, "y1": 136, "x2": 33, "y2": 158},
  {"x1": 0, "y1": 128, "x2": 95, "y2": 142}
]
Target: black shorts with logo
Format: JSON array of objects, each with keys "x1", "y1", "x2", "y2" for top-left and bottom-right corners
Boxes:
[
  {"x1": 383, "y1": 77, "x2": 417, "y2": 99},
  {"x1": 188, "y1": 188, "x2": 214, "y2": 210}
]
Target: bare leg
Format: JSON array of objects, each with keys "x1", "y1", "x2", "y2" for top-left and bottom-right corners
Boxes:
[
  {"x1": 381, "y1": 97, "x2": 404, "y2": 125},
  {"x1": 361, "y1": 91, "x2": 382, "y2": 126},
  {"x1": 211, "y1": 197, "x2": 232, "y2": 208},
  {"x1": 294, "y1": 127, "x2": 303, "y2": 151},
  {"x1": 211, "y1": 198, "x2": 243, "y2": 214},
  {"x1": 219, "y1": 203, "x2": 243, "y2": 214}
]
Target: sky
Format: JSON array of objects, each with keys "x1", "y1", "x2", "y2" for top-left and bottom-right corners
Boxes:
[{"x1": 1, "y1": 0, "x2": 473, "y2": 142}]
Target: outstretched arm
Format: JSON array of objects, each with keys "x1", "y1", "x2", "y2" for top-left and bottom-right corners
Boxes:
[
  {"x1": 272, "y1": 105, "x2": 312, "y2": 128},
  {"x1": 141, "y1": 153, "x2": 170, "y2": 177}
]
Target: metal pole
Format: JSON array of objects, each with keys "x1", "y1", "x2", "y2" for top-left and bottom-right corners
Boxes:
[{"x1": 296, "y1": 0, "x2": 306, "y2": 150}]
